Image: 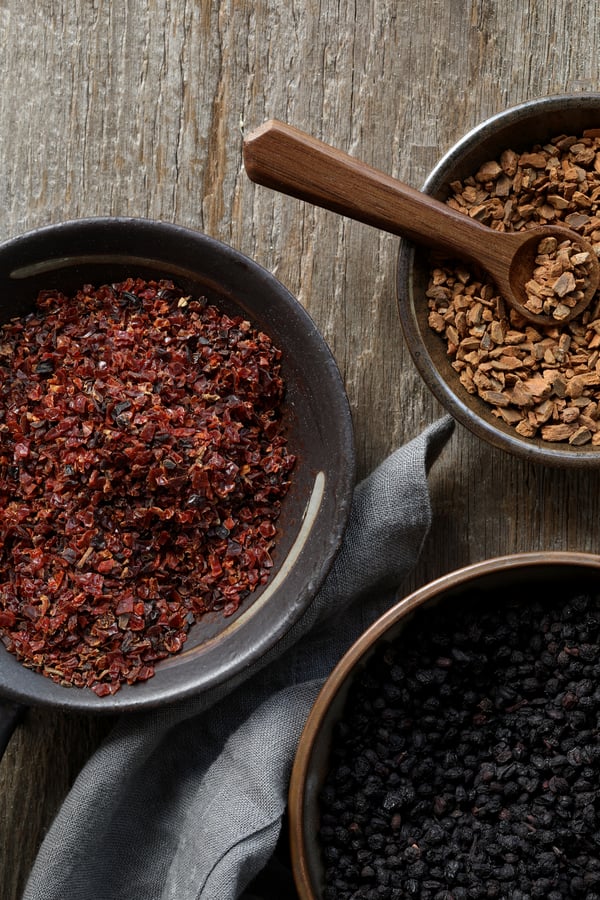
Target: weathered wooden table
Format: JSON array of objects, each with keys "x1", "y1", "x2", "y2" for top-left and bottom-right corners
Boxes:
[{"x1": 2, "y1": 1, "x2": 600, "y2": 896}]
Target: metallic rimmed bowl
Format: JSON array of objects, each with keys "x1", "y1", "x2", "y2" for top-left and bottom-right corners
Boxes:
[
  {"x1": 288, "y1": 550, "x2": 600, "y2": 898},
  {"x1": 397, "y1": 93, "x2": 600, "y2": 468},
  {"x1": 0, "y1": 216, "x2": 355, "y2": 713}
]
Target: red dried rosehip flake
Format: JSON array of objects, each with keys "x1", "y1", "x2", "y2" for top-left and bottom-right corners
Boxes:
[{"x1": 0, "y1": 278, "x2": 295, "y2": 695}]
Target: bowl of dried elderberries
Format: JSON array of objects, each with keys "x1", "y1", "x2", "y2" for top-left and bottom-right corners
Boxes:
[
  {"x1": 289, "y1": 551, "x2": 600, "y2": 899},
  {"x1": 397, "y1": 93, "x2": 600, "y2": 467}
]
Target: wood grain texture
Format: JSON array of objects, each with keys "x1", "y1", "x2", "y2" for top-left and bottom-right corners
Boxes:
[{"x1": 1, "y1": 0, "x2": 600, "y2": 896}]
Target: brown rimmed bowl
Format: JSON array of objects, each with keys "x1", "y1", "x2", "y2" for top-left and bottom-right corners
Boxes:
[
  {"x1": 0, "y1": 216, "x2": 355, "y2": 715},
  {"x1": 288, "y1": 550, "x2": 600, "y2": 898},
  {"x1": 397, "y1": 93, "x2": 600, "y2": 468}
]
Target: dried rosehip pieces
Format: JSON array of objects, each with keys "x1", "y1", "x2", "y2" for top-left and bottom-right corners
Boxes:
[{"x1": 0, "y1": 278, "x2": 295, "y2": 696}]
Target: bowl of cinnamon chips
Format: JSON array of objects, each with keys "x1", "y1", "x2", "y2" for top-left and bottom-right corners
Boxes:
[{"x1": 397, "y1": 93, "x2": 600, "y2": 467}]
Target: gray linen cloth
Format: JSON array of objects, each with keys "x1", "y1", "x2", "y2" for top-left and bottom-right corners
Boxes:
[{"x1": 23, "y1": 416, "x2": 454, "y2": 900}]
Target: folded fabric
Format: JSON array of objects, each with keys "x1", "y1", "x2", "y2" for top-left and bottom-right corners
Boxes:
[{"x1": 23, "y1": 416, "x2": 454, "y2": 900}]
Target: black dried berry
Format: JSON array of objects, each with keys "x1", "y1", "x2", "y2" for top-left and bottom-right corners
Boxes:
[{"x1": 318, "y1": 585, "x2": 600, "y2": 898}]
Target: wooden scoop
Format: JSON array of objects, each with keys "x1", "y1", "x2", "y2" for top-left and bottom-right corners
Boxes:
[{"x1": 243, "y1": 120, "x2": 600, "y2": 327}]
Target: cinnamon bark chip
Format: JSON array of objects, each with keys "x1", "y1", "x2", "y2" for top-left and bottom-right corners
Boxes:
[
  {"x1": 523, "y1": 236, "x2": 594, "y2": 320},
  {"x1": 427, "y1": 130, "x2": 600, "y2": 445}
]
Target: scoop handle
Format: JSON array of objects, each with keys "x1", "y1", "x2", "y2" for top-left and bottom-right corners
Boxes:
[{"x1": 243, "y1": 120, "x2": 502, "y2": 266}]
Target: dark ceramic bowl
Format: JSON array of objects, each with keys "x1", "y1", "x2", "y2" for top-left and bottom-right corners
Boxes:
[
  {"x1": 288, "y1": 551, "x2": 600, "y2": 898},
  {"x1": 0, "y1": 217, "x2": 355, "y2": 713},
  {"x1": 397, "y1": 93, "x2": 600, "y2": 467}
]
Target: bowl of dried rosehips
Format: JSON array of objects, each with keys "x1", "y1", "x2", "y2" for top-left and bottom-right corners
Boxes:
[
  {"x1": 0, "y1": 217, "x2": 355, "y2": 715},
  {"x1": 397, "y1": 93, "x2": 600, "y2": 467},
  {"x1": 289, "y1": 550, "x2": 600, "y2": 899}
]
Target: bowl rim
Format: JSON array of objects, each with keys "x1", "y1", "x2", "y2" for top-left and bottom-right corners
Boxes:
[
  {"x1": 397, "y1": 92, "x2": 600, "y2": 468},
  {"x1": 289, "y1": 549, "x2": 600, "y2": 899}
]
